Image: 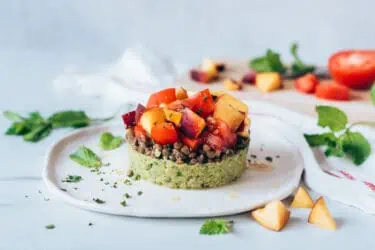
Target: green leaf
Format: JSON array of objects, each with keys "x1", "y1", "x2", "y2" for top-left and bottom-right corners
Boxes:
[
  {"x1": 69, "y1": 146, "x2": 103, "y2": 168},
  {"x1": 249, "y1": 49, "x2": 286, "y2": 74},
  {"x1": 28, "y1": 112, "x2": 45, "y2": 124},
  {"x1": 45, "y1": 224, "x2": 55, "y2": 230},
  {"x1": 304, "y1": 133, "x2": 336, "y2": 147},
  {"x1": 371, "y1": 83, "x2": 375, "y2": 105},
  {"x1": 199, "y1": 219, "x2": 233, "y2": 235},
  {"x1": 316, "y1": 106, "x2": 348, "y2": 132},
  {"x1": 3, "y1": 111, "x2": 25, "y2": 122},
  {"x1": 341, "y1": 131, "x2": 371, "y2": 165},
  {"x1": 93, "y1": 198, "x2": 105, "y2": 204},
  {"x1": 325, "y1": 146, "x2": 345, "y2": 157},
  {"x1": 290, "y1": 43, "x2": 315, "y2": 76},
  {"x1": 62, "y1": 175, "x2": 83, "y2": 183},
  {"x1": 48, "y1": 111, "x2": 90, "y2": 129},
  {"x1": 23, "y1": 123, "x2": 52, "y2": 142},
  {"x1": 5, "y1": 122, "x2": 30, "y2": 135},
  {"x1": 100, "y1": 132, "x2": 124, "y2": 150}
]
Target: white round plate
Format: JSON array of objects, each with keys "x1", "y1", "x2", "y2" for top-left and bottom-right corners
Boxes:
[{"x1": 43, "y1": 109, "x2": 304, "y2": 218}]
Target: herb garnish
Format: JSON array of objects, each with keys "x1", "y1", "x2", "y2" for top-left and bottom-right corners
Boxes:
[
  {"x1": 290, "y1": 42, "x2": 315, "y2": 76},
  {"x1": 45, "y1": 224, "x2": 55, "y2": 230},
  {"x1": 200, "y1": 219, "x2": 233, "y2": 235},
  {"x1": 137, "y1": 191, "x2": 143, "y2": 196},
  {"x1": 69, "y1": 146, "x2": 104, "y2": 168},
  {"x1": 249, "y1": 49, "x2": 286, "y2": 74},
  {"x1": 93, "y1": 198, "x2": 105, "y2": 204},
  {"x1": 124, "y1": 193, "x2": 132, "y2": 199},
  {"x1": 304, "y1": 105, "x2": 373, "y2": 165},
  {"x1": 120, "y1": 200, "x2": 127, "y2": 207},
  {"x1": 88, "y1": 222, "x2": 94, "y2": 226},
  {"x1": 99, "y1": 132, "x2": 124, "y2": 150},
  {"x1": 62, "y1": 175, "x2": 83, "y2": 183},
  {"x1": 265, "y1": 156, "x2": 273, "y2": 162},
  {"x1": 3, "y1": 110, "x2": 114, "y2": 142}
]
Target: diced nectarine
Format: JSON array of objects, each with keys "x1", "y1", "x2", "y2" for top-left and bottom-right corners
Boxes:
[
  {"x1": 251, "y1": 200, "x2": 291, "y2": 232},
  {"x1": 190, "y1": 70, "x2": 215, "y2": 83},
  {"x1": 180, "y1": 108, "x2": 206, "y2": 138},
  {"x1": 308, "y1": 197, "x2": 337, "y2": 230},
  {"x1": 237, "y1": 117, "x2": 251, "y2": 137},
  {"x1": 291, "y1": 186, "x2": 314, "y2": 209},
  {"x1": 201, "y1": 59, "x2": 219, "y2": 79},
  {"x1": 176, "y1": 87, "x2": 188, "y2": 100},
  {"x1": 139, "y1": 107, "x2": 166, "y2": 135},
  {"x1": 224, "y1": 78, "x2": 243, "y2": 91},
  {"x1": 163, "y1": 108, "x2": 182, "y2": 126},
  {"x1": 256, "y1": 72, "x2": 282, "y2": 92}
]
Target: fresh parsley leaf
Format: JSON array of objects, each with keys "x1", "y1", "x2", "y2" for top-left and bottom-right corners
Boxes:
[
  {"x1": 290, "y1": 43, "x2": 315, "y2": 76},
  {"x1": 304, "y1": 133, "x2": 336, "y2": 147},
  {"x1": 62, "y1": 175, "x2": 83, "y2": 183},
  {"x1": 316, "y1": 106, "x2": 348, "y2": 132},
  {"x1": 69, "y1": 146, "x2": 103, "y2": 168},
  {"x1": 45, "y1": 224, "x2": 55, "y2": 230},
  {"x1": 23, "y1": 123, "x2": 52, "y2": 142},
  {"x1": 249, "y1": 49, "x2": 286, "y2": 74},
  {"x1": 93, "y1": 198, "x2": 105, "y2": 204},
  {"x1": 371, "y1": 83, "x2": 375, "y2": 105},
  {"x1": 341, "y1": 131, "x2": 371, "y2": 165},
  {"x1": 3, "y1": 111, "x2": 25, "y2": 122},
  {"x1": 48, "y1": 111, "x2": 90, "y2": 129},
  {"x1": 100, "y1": 132, "x2": 124, "y2": 150},
  {"x1": 199, "y1": 219, "x2": 233, "y2": 235}
]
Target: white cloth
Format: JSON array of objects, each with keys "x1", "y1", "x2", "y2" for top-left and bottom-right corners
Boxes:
[{"x1": 53, "y1": 47, "x2": 375, "y2": 214}]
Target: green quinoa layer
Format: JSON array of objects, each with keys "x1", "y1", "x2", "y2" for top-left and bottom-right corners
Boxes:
[{"x1": 128, "y1": 145, "x2": 249, "y2": 189}]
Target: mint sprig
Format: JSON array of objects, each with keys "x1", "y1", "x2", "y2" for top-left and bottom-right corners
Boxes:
[
  {"x1": 199, "y1": 219, "x2": 233, "y2": 235},
  {"x1": 69, "y1": 146, "x2": 104, "y2": 168},
  {"x1": 99, "y1": 132, "x2": 124, "y2": 150},
  {"x1": 304, "y1": 105, "x2": 372, "y2": 165}
]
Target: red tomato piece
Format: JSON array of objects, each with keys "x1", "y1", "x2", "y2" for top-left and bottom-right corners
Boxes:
[
  {"x1": 182, "y1": 89, "x2": 215, "y2": 117},
  {"x1": 146, "y1": 88, "x2": 176, "y2": 108},
  {"x1": 294, "y1": 73, "x2": 319, "y2": 94},
  {"x1": 180, "y1": 134, "x2": 201, "y2": 150},
  {"x1": 151, "y1": 122, "x2": 178, "y2": 145},
  {"x1": 215, "y1": 119, "x2": 237, "y2": 149},
  {"x1": 134, "y1": 124, "x2": 147, "y2": 140},
  {"x1": 315, "y1": 80, "x2": 350, "y2": 101},
  {"x1": 329, "y1": 50, "x2": 375, "y2": 89}
]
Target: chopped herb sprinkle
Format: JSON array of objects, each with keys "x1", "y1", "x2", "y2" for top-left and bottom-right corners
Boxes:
[
  {"x1": 88, "y1": 222, "x2": 94, "y2": 226},
  {"x1": 62, "y1": 175, "x2": 82, "y2": 183},
  {"x1": 45, "y1": 224, "x2": 55, "y2": 230},
  {"x1": 265, "y1": 156, "x2": 273, "y2": 162},
  {"x1": 250, "y1": 154, "x2": 257, "y2": 159},
  {"x1": 60, "y1": 188, "x2": 67, "y2": 192},
  {"x1": 124, "y1": 193, "x2": 132, "y2": 199},
  {"x1": 124, "y1": 179, "x2": 132, "y2": 185},
  {"x1": 137, "y1": 191, "x2": 143, "y2": 196},
  {"x1": 120, "y1": 200, "x2": 127, "y2": 207},
  {"x1": 93, "y1": 198, "x2": 105, "y2": 204}
]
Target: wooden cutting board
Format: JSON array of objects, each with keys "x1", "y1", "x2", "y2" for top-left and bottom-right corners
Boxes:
[{"x1": 176, "y1": 60, "x2": 374, "y2": 123}]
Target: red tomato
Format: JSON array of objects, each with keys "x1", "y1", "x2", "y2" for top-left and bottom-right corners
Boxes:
[
  {"x1": 294, "y1": 73, "x2": 319, "y2": 94},
  {"x1": 205, "y1": 133, "x2": 224, "y2": 151},
  {"x1": 329, "y1": 50, "x2": 375, "y2": 89},
  {"x1": 134, "y1": 125, "x2": 147, "y2": 140},
  {"x1": 182, "y1": 89, "x2": 215, "y2": 117},
  {"x1": 151, "y1": 122, "x2": 178, "y2": 145},
  {"x1": 180, "y1": 134, "x2": 201, "y2": 150},
  {"x1": 315, "y1": 80, "x2": 350, "y2": 101},
  {"x1": 204, "y1": 118, "x2": 237, "y2": 150},
  {"x1": 146, "y1": 88, "x2": 176, "y2": 108}
]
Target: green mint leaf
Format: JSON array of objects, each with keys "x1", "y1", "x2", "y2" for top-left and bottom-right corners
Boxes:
[
  {"x1": 304, "y1": 133, "x2": 336, "y2": 147},
  {"x1": 5, "y1": 122, "x2": 30, "y2": 135},
  {"x1": 93, "y1": 198, "x2": 105, "y2": 204},
  {"x1": 341, "y1": 131, "x2": 371, "y2": 165},
  {"x1": 290, "y1": 43, "x2": 315, "y2": 76},
  {"x1": 62, "y1": 175, "x2": 83, "y2": 183},
  {"x1": 316, "y1": 106, "x2": 348, "y2": 132},
  {"x1": 45, "y1": 224, "x2": 55, "y2": 230},
  {"x1": 28, "y1": 112, "x2": 45, "y2": 124},
  {"x1": 325, "y1": 146, "x2": 345, "y2": 157},
  {"x1": 371, "y1": 83, "x2": 375, "y2": 105},
  {"x1": 69, "y1": 146, "x2": 103, "y2": 168},
  {"x1": 199, "y1": 219, "x2": 233, "y2": 235},
  {"x1": 249, "y1": 49, "x2": 286, "y2": 74},
  {"x1": 100, "y1": 132, "x2": 124, "y2": 150},
  {"x1": 3, "y1": 111, "x2": 25, "y2": 122},
  {"x1": 23, "y1": 123, "x2": 52, "y2": 142},
  {"x1": 48, "y1": 111, "x2": 90, "y2": 129}
]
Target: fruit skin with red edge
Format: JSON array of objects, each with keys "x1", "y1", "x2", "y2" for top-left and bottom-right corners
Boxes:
[
  {"x1": 294, "y1": 73, "x2": 319, "y2": 94},
  {"x1": 135, "y1": 104, "x2": 146, "y2": 123},
  {"x1": 182, "y1": 89, "x2": 216, "y2": 118},
  {"x1": 122, "y1": 111, "x2": 136, "y2": 129},
  {"x1": 201, "y1": 59, "x2": 219, "y2": 79},
  {"x1": 242, "y1": 70, "x2": 256, "y2": 84},
  {"x1": 205, "y1": 118, "x2": 237, "y2": 150},
  {"x1": 214, "y1": 94, "x2": 247, "y2": 132},
  {"x1": 180, "y1": 134, "x2": 201, "y2": 150},
  {"x1": 176, "y1": 87, "x2": 188, "y2": 100},
  {"x1": 151, "y1": 122, "x2": 178, "y2": 145},
  {"x1": 163, "y1": 108, "x2": 183, "y2": 126},
  {"x1": 180, "y1": 108, "x2": 206, "y2": 138},
  {"x1": 146, "y1": 88, "x2": 176, "y2": 108},
  {"x1": 224, "y1": 78, "x2": 243, "y2": 91},
  {"x1": 134, "y1": 125, "x2": 147, "y2": 141},
  {"x1": 329, "y1": 50, "x2": 375, "y2": 89},
  {"x1": 315, "y1": 80, "x2": 350, "y2": 101},
  {"x1": 190, "y1": 70, "x2": 215, "y2": 83},
  {"x1": 139, "y1": 107, "x2": 166, "y2": 135}
]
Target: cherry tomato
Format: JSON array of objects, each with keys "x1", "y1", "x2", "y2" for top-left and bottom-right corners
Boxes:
[
  {"x1": 146, "y1": 88, "x2": 176, "y2": 108},
  {"x1": 328, "y1": 50, "x2": 375, "y2": 89},
  {"x1": 151, "y1": 122, "x2": 178, "y2": 145},
  {"x1": 315, "y1": 80, "x2": 350, "y2": 101},
  {"x1": 182, "y1": 89, "x2": 215, "y2": 118},
  {"x1": 294, "y1": 73, "x2": 319, "y2": 94}
]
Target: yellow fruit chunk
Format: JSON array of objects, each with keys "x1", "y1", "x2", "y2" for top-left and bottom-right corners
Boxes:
[
  {"x1": 308, "y1": 197, "x2": 337, "y2": 230},
  {"x1": 139, "y1": 107, "x2": 165, "y2": 135},
  {"x1": 256, "y1": 72, "x2": 282, "y2": 92},
  {"x1": 201, "y1": 58, "x2": 219, "y2": 79},
  {"x1": 224, "y1": 78, "x2": 243, "y2": 91},
  {"x1": 176, "y1": 87, "x2": 188, "y2": 100},
  {"x1": 214, "y1": 94, "x2": 247, "y2": 132},
  {"x1": 238, "y1": 117, "x2": 251, "y2": 137},
  {"x1": 163, "y1": 108, "x2": 182, "y2": 126},
  {"x1": 251, "y1": 200, "x2": 291, "y2": 232},
  {"x1": 210, "y1": 90, "x2": 225, "y2": 98},
  {"x1": 291, "y1": 186, "x2": 314, "y2": 209}
]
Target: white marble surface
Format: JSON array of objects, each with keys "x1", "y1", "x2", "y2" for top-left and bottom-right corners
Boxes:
[{"x1": 1, "y1": 1, "x2": 375, "y2": 249}]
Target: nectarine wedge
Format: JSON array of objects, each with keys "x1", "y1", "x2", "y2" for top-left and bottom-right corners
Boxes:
[
  {"x1": 291, "y1": 186, "x2": 314, "y2": 209},
  {"x1": 308, "y1": 197, "x2": 337, "y2": 230},
  {"x1": 251, "y1": 200, "x2": 290, "y2": 232}
]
